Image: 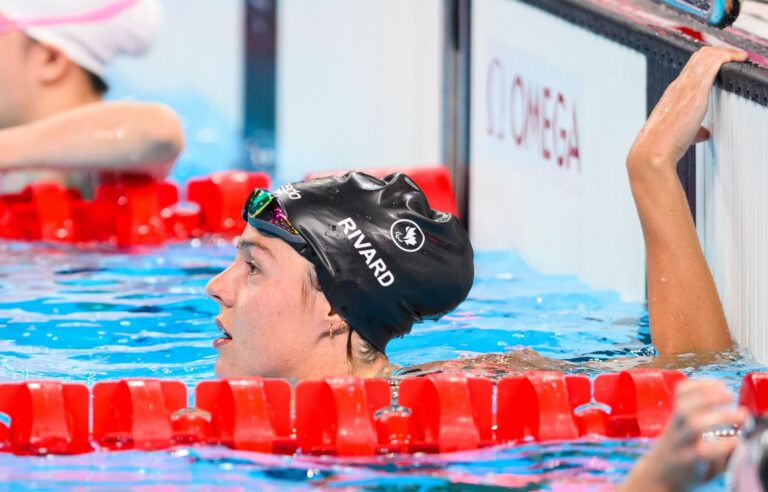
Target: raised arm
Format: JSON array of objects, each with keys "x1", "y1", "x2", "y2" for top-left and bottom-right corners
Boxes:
[
  {"x1": 627, "y1": 47, "x2": 746, "y2": 356},
  {"x1": 0, "y1": 101, "x2": 184, "y2": 180}
]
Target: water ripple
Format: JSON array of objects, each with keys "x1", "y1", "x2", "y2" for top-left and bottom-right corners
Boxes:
[{"x1": 0, "y1": 242, "x2": 761, "y2": 489}]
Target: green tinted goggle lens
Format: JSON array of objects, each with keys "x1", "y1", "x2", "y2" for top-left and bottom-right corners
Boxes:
[
  {"x1": 246, "y1": 189, "x2": 275, "y2": 218},
  {"x1": 241, "y1": 189, "x2": 305, "y2": 245}
]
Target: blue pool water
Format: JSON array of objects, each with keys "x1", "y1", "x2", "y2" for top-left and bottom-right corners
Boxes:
[{"x1": 0, "y1": 240, "x2": 762, "y2": 490}]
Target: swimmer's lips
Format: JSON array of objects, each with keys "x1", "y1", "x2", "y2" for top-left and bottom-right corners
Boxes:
[{"x1": 214, "y1": 318, "x2": 233, "y2": 348}]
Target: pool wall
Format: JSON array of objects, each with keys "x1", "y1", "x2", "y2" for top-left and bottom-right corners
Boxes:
[
  {"x1": 276, "y1": 0, "x2": 445, "y2": 184},
  {"x1": 462, "y1": 0, "x2": 768, "y2": 362},
  {"x1": 469, "y1": 0, "x2": 647, "y2": 302},
  {"x1": 109, "y1": 0, "x2": 245, "y2": 130},
  {"x1": 698, "y1": 90, "x2": 768, "y2": 362}
]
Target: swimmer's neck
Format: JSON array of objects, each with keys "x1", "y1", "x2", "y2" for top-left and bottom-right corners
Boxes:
[
  {"x1": 26, "y1": 94, "x2": 101, "y2": 126},
  {"x1": 351, "y1": 359, "x2": 396, "y2": 379},
  {"x1": 19, "y1": 79, "x2": 101, "y2": 127}
]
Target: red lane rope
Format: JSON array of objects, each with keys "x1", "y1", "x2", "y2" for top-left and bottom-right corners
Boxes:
[
  {"x1": 0, "y1": 369, "x2": 713, "y2": 456},
  {"x1": 0, "y1": 172, "x2": 270, "y2": 246},
  {"x1": 0, "y1": 167, "x2": 458, "y2": 246}
]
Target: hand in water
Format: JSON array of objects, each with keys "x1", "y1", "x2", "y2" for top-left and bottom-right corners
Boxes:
[
  {"x1": 619, "y1": 379, "x2": 749, "y2": 492},
  {"x1": 627, "y1": 46, "x2": 746, "y2": 174}
]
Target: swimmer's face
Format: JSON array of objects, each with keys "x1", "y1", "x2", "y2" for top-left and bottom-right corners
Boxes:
[
  {"x1": 206, "y1": 225, "x2": 341, "y2": 379},
  {"x1": 0, "y1": 27, "x2": 37, "y2": 128}
]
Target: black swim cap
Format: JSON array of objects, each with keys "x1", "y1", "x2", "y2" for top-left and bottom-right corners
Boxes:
[{"x1": 272, "y1": 172, "x2": 474, "y2": 353}]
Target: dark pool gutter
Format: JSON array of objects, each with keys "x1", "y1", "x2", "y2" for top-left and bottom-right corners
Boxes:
[{"x1": 515, "y1": 0, "x2": 768, "y2": 105}]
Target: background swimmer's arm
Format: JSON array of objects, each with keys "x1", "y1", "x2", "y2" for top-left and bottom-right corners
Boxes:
[
  {"x1": 626, "y1": 47, "x2": 745, "y2": 356},
  {"x1": 617, "y1": 379, "x2": 748, "y2": 492},
  {"x1": 0, "y1": 102, "x2": 184, "y2": 179}
]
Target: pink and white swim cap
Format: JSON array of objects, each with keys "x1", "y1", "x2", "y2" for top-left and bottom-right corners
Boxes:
[{"x1": 0, "y1": 0, "x2": 162, "y2": 76}]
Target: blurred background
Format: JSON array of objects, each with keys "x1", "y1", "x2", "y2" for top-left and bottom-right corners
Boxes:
[{"x1": 107, "y1": 0, "x2": 447, "y2": 187}]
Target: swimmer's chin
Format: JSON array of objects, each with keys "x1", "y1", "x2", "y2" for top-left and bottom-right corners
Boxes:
[{"x1": 214, "y1": 358, "x2": 235, "y2": 379}]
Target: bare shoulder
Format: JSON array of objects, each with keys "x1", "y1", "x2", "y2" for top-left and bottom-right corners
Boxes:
[
  {"x1": 397, "y1": 348, "x2": 741, "y2": 378},
  {"x1": 397, "y1": 347, "x2": 572, "y2": 379}
]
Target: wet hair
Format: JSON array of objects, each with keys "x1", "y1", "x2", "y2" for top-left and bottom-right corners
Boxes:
[
  {"x1": 302, "y1": 264, "x2": 383, "y2": 369},
  {"x1": 345, "y1": 329, "x2": 380, "y2": 368},
  {"x1": 301, "y1": 263, "x2": 321, "y2": 308},
  {"x1": 86, "y1": 71, "x2": 109, "y2": 96}
]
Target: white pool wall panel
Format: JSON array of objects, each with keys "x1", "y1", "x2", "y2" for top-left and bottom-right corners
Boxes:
[
  {"x1": 276, "y1": 0, "x2": 444, "y2": 184},
  {"x1": 110, "y1": 0, "x2": 245, "y2": 127},
  {"x1": 698, "y1": 88, "x2": 768, "y2": 362},
  {"x1": 470, "y1": 0, "x2": 647, "y2": 301}
]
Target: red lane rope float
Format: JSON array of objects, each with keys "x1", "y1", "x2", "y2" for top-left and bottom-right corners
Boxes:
[
  {"x1": 0, "y1": 167, "x2": 458, "y2": 245},
  {"x1": 739, "y1": 373, "x2": 768, "y2": 415},
  {"x1": 196, "y1": 378, "x2": 292, "y2": 453},
  {"x1": 594, "y1": 369, "x2": 686, "y2": 438},
  {"x1": 0, "y1": 369, "x2": 719, "y2": 457},
  {"x1": 296, "y1": 377, "x2": 390, "y2": 456},
  {"x1": 187, "y1": 171, "x2": 270, "y2": 236},
  {"x1": 92, "y1": 379, "x2": 186, "y2": 451},
  {"x1": 0, "y1": 381, "x2": 91, "y2": 455},
  {"x1": 398, "y1": 375, "x2": 493, "y2": 452},
  {"x1": 0, "y1": 171, "x2": 270, "y2": 246},
  {"x1": 497, "y1": 371, "x2": 591, "y2": 442}
]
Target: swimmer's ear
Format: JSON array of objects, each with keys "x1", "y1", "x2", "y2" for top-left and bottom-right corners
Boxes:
[
  {"x1": 324, "y1": 306, "x2": 343, "y2": 322},
  {"x1": 31, "y1": 43, "x2": 73, "y2": 86},
  {"x1": 310, "y1": 291, "x2": 343, "y2": 327},
  {"x1": 315, "y1": 305, "x2": 345, "y2": 341},
  {"x1": 693, "y1": 126, "x2": 711, "y2": 144},
  {"x1": 322, "y1": 305, "x2": 346, "y2": 329}
]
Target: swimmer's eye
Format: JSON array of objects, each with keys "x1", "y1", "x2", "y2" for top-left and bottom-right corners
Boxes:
[{"x1": 245, "y1": 260, "x2": 261, "y2": 275}]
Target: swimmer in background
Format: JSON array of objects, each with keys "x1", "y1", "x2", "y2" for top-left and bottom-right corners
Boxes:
[{"x1": 0, "y1": 0, "x2": 184, "y2": 195}]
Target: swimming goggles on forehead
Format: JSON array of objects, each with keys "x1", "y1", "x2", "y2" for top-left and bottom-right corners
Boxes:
[{"x1": 241, "y1": 189, "x2": 308, "y2": 251}]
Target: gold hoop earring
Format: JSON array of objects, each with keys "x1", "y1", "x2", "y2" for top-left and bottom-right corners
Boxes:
[{"x1": 329, "y1": 321, "x2": 348, "y2": 340}]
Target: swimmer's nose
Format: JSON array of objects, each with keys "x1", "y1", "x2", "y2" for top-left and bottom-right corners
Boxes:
[{"x1": 206, "y1": 265, "x2": 234, "y2": 308}]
